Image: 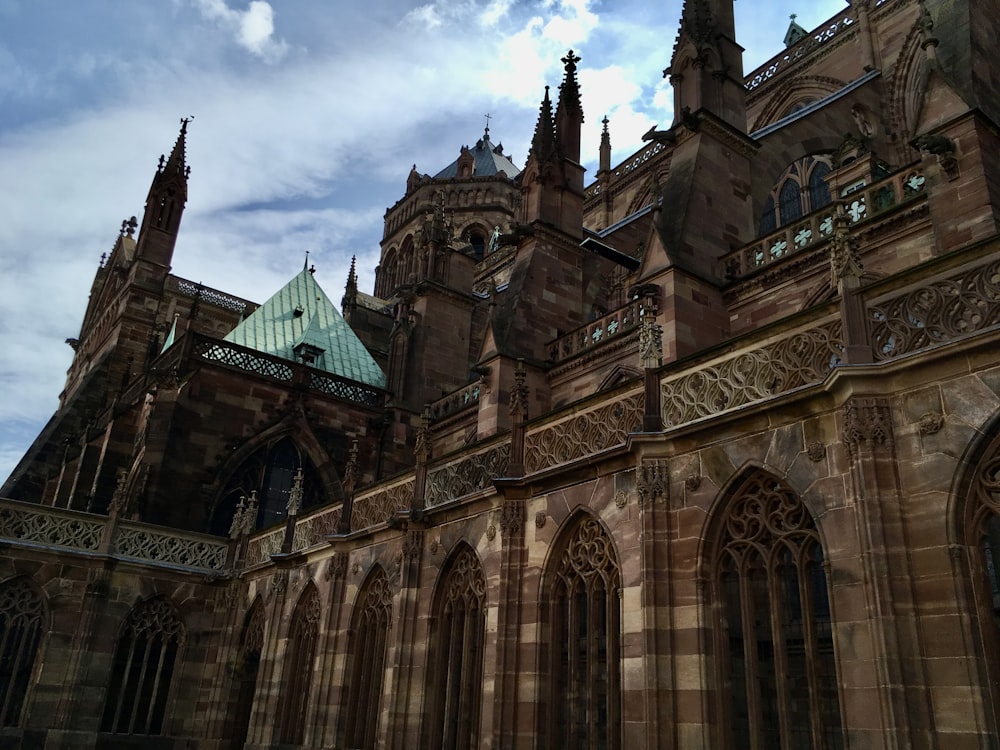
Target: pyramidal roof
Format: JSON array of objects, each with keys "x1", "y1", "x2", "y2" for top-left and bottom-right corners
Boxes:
[
  {"x1": 434, "y1": 129, "x2": 521, "y2": 179},
  {"x1": 224, "y1": 265, "x2": 385, "y2": 388}
]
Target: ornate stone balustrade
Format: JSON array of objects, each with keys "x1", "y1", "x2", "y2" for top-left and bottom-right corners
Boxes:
[
  {"x1": 548, "y1": 300, "x2": 642, "y2": 362},
  {"x1": 612, "y1": 141, "x2": 666, "y2": 179},
  {"x1": 0, "y1": 501, "x2": 105, "y2": 552},
  {"x1": 429, "y1": 382, "x2": 481, "y2": 421},
  {"x1": 169, "y1": 277, "x2": 252, "y2": 314},
  {"x1": 245, "y1": 527, "x2": 284, "y2": 567},
  {"x1": 309, "y1": 371, "x2": 383, "y2": 406},
  {"x1": 426, "y1": 442, "x2": 510, "y2": 506},
  {"x1": 0, "y1": 499, "x2": 228, "y2": 574},
  {"x1": 290, "y1": 503, "x2": 342, "y2": 552},
  {"x1": 351, "y1": 477, "x2": 414, "y2": 531},
  {"x1": 192, "y1": 335, "x2": 385, "y2": 407},
  {"x1": 661, "y1": 318, "x2": 844, "y2": 426},
  {"x1": 870, "y1": 257, "x2": 1000, "y2": 360},
  {"x1": 195, "y1": 339, "x2": 294, "y2": 381},
  {"x1": 525, "y1": 391, "x2": 643, "y2": 473},
  {"x1": 114, "y1": 522, "x2": 228, "y2": 570},
  {"x1": 725, "y1": 168, "x2": 926, "y2": 279},
  {"x1": 745, "y1": 7, "x2": 855, "y2": 93}
]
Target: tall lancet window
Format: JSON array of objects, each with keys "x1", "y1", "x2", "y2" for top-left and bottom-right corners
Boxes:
[
  {"x1": 965, "y1": 435, "x2": 1000, "y2": 732},
  {"x1": 101, "y1": 596, "x2": 184, "y2": 735},
  {"x1": 225, "y1": 598, "x2": 265, "y2": 748},
  {"x1": 277, "y1": 582, "x2": 321, "y2": 744},
  {"x1": 0, "y1": 577, "x2": 45, "y2": 727},
  {"x1": 342, "y1": 568, "x2": 392, "y2": 749},
  {"x1": 424, "y1": 545, "x2": 486, "y2": 749},
  {"x1": 711, "y1": 471, "x2": 843, "y2": 749},
  {"x1": 541, "y1": 515, "x2": 621, "y2": 750}
]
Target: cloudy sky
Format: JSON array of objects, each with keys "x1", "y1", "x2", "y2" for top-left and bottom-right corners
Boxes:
[{"x1": 0, "y1": 0, "x2": 848, "y2": 483}]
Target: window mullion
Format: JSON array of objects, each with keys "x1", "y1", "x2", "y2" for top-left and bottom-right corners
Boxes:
[
  {"x1": 739, "y1": 557, "x2": 763, "y2": 750},
  {"x1": 768, "y1": 551, "x2": 794, "y2": 750}
]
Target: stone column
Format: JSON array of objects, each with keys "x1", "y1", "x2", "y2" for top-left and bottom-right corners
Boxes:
[
  {"x1": 491, "y1": 497, "x2": 527, "y2": 749},
  {"x1": 385, "y1": 529, "x2": 425, "y2": 750},
  {"x1": 840, "y1": 396, "x2": 934, "y2": 747}
]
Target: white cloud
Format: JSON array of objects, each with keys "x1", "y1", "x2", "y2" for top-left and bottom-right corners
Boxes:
[
  {"x1": 192, "y1": 0, "x2": 288, "y2": 60},
  {"x1": 0, "y1": 0, "x2": 853, "y2": 483}
]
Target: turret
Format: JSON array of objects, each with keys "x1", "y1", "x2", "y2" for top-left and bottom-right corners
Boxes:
[
  {"x1": 665, "y1": 0, "x2": 747, "y2": 131},
  {"x1": 136, "y1": 118, "x2": 190, "y2": 267},
  {"x1": 521, "y1": 51, "x2": 585, "y2": 237}
]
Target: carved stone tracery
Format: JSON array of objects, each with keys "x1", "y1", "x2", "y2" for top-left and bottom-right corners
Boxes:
[
  {"x1": 637, "y1": 459, "x2": 669, "y2": 505},
  {"x1": 526, "y1": 393, "x2": 643, "y2": 473},
  {"x1": 871, "y1": 258, "x2": 1000, "y2": 360},
  {"x1": 841, "y1": 396, "x2": 893, "y2": 456},
  {"x1": 661, "y1": 321, "x2": 843, "y2": 426},
  {"x1": 499, "y1": 500, "x2": 524, "y2": 538}
]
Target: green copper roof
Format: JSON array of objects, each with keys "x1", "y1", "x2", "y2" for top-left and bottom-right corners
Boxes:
[{"x1": 224, "y1": 266, "x2": 385, "y2": 388}]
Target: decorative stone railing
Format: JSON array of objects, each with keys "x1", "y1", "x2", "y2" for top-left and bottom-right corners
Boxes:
[
  {"x1": 0, "y1": 499, "x2": 229, "y2": 574},
  {"x1": 291, "y1": 503, "x2": 342, "y2": 552},
  {"x1": 429, "y1": 382, "x2": 481, "y2": 421},
  {"x1": 351, "y1": 476, "x2": 415, "y2": 531},
  {"x1": 525, "y1": 390, "x2": 644, "y2": 473},
  {"x1": 745, "y1": 7, "x2": 856, "y2": 93},
  {"x1": 870, "y1": 257, "x2": 1000, "y2": 360},
  {"x1": 191, "y1": 336, "x2": 385, "y2": 408},
  {"x1": 586, "y1": 141, "x2": 668, "y2": 200},
  {"x1": 426, "y1": 441, "x2": 510, "y2": 506},
  {"x1": 661, "y1": 317, "x2": 844, "y2": 426},
  {"x1": 195, "y1": 339, "x2": 294, "y2": 381},
  {"x1": 548, "y1": 300, "x2": 642, "y2": 362},
  {"x1": 245, "y1": 527, "x2": 284, "y2": 567},
  {"x1": 169, "y1": 276, "x2": 253, "y2": 314},
  {"x1": 113, "y1": 521, "x2": 228, "y2": 570},
  {"x1": 309, "y1": 371, "x2": 383, "y2": 406},
  {"x1": 725, "y1": 168, "x2": 926, "y2": 279}
]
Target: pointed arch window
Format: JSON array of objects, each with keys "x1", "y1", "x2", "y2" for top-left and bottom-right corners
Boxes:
[
  {"x1": 211, "y1": 437, "x2": 326, "y2": 535},
  {"x1": 101, "y1": 596, "x2": 184, "y2": 735},
  {"x1": 711, "y1": 471, "x2": 843, "y2": 749},
  {"x1": 778, "y1": 179, "x2": 803, "y2": 226},
  {"x1": 424, "y1": 546, "x2": 487, "y2": 749},
  {"x1": 342, "y1": 569, "x2": 392, "y2": 749},
  {"x1": 758, "y1": 155, "x2": 834, "y2": 236},
  {"x1": 259, "y1": 438, "x2": 300, "y2": 528},
  {"x1": 541, "y1": 515, "x2": 621, "y2": 750},
  {"x1": 966, "y1": 440, "x2": 1000, "y2": 729},
  {"x1": 224, "y1": 599, "x2": 265, "y2": 748},
  {"x1": 0, "y1": 578, "x2": 45, "y2": 727},
  {"x1": 277, "y1": 583, "x2": 321, "y2": 744}
]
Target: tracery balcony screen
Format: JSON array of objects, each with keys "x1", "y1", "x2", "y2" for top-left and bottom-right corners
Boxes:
[
  {"x1": 712, "y1": 472, "x2": 843, "y2": 749},
  {"x1": 342, "y1": 569, "x2": 392, "y2": 749},
  {"x1": 100, "y1": 596, "x2": 184, "y2": 735},
  {"x1": 0, "y1": 577, "x2": 45, "y2": 727},
  {"x1": 425, "y1": 546, "x2": 486, "y2": 750},
  {"x1": 542, "y1": 515, "x2": 621, "y2": 750},
  {"x1": 277, "y1": 583, "x2": 321, "y2": 744}
]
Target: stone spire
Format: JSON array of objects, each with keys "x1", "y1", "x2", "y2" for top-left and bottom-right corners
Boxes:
[
  {"x1": 665, "y1": 0, "x2": 746, "y2": 131},
  {"x1": 555, "y1": 50, "x2": 584, "y2": 164},
  {"x1": 599, "y1": 116, "x2": 612, "y2": 174},
  {"x1": 529, "y1": 85, "x2": 557, "y2": 166},
  {"x1": 136, "y1": 118, "x2": 191, "y2": 265}
]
